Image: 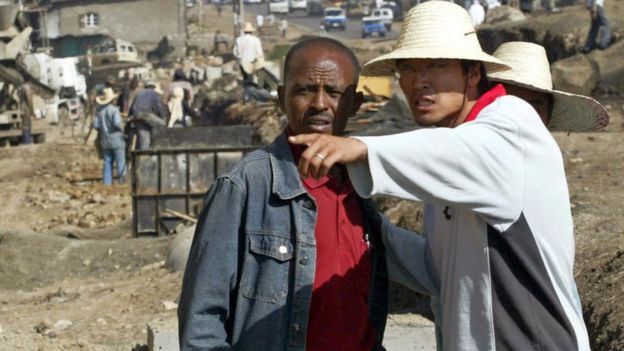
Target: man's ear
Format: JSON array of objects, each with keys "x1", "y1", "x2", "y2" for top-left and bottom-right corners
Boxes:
[
  {"x1": 277, "y1": 85, "x2": 285, "y2": 112},
  {"x1": 468, "y1": 63, "x2": 482, "y2": 88}
]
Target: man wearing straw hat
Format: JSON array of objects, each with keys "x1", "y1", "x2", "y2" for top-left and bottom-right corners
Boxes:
[
  {"x1": 290, "y1": 1, "x2": 594, "y2": 350},
  {"x1": 488, "y1": 41, "x2": 609, "y2": 131},
  {"x1": 233, "y1": 22, "x2": 265, "y2": 102},
  {"x1": 94, "y1": 87, "x2": 126, "y2": 185}
]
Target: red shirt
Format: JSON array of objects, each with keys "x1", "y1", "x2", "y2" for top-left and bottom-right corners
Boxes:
[
  {"x1": 463, "y1": 83, "x2": 507, "y2": 123},
  {"x1": 289, "y1": 140, "x2": 375, "y2": 351}
]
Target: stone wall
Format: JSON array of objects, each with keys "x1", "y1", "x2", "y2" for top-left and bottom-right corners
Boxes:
[{"x1": 53, "y1": 0, "x2": 182, "y2": 45}]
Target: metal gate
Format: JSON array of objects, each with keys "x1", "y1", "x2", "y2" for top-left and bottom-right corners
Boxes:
[{"x1": 131, "y1": 145, "x2": 257, "y2": 236}]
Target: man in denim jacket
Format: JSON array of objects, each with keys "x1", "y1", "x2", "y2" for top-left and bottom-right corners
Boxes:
[{"x1": 178, "y1": 37, "x2": 389, "y2": 351}]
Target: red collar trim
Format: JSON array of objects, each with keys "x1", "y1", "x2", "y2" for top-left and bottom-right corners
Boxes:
[
  {"x1": 463, "y1": 84, "x2": 506, "y2": 123},
  {"x1": 286, "y1": 129, "x2": 331, "y2": 189}
]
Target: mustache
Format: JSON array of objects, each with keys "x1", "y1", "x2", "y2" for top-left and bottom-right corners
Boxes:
[{"x1": 303, "y1": 110, "x2": 333, "y2": 119}]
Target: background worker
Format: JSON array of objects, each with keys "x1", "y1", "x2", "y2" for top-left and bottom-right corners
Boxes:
[
  {"x1": 93, "y1": 88, "x2": 125, "y2": 185},
  {"x1": 129, "y1": 80, "x2": 166, "y2": 150},
  {"x1": 17, "y1": 84, "x2": 34, "y2": 145},
  {"x1": 233, "y1": 22, "x2": 265, "y2": 102},
  {"x1": 581, "y1": 0, "x2": 612, "y2": 53}
]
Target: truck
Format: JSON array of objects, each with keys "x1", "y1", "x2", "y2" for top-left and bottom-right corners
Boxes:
[
  {"x1": 0, "y1": 2, "x2": 48, "y2": 145},
  {"x1": 269, "y1": 0, "x2": 289, "y2": 14},
  {"x1": 369, "y1": 7, "x2": 393, "y2": 30},
  {"x1": 20, "y1": 53, "x2": 87, "y2": 126},
  {"x1": 0, "y1": 2, "x2": 88, "y2": 144},
  {"x1": 290, "y1": 0, "x2": 307, "y2": 11},
  {"x1": 361, "y1": 17, "x2": 386, "y2": 38},
  {"x1": 322, "y1": 7, "x2": 347, "y2": 31}
]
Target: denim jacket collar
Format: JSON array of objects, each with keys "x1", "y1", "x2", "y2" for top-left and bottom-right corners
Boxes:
[{"x1": 269, "y1": 132, "x2": 308, "y2": 200}]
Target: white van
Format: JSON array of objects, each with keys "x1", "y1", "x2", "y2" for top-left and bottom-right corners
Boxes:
[
  {"x1": 89, "y1": 38, "x2": 139, "y2": 66},
  {"x1": 290, "y1": 0, "x2": 307, "y2": 11},
  {"x1": 269, "y1": 0, "x2": 289, "y2": 14}
]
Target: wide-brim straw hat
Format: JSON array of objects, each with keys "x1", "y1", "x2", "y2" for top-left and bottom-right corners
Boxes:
[
  {"x1": 95, "y1": 87, "x2": 118, "y2": 105},
  {"x1": 488, "y1": 41, "x2": 609, "y2": 132},
  {"x1": 243, "y1": 22, "x2": 255, "y2": 33},
  {"x1": 361, "y1": 1, "x2": 509, "y2": 77}
]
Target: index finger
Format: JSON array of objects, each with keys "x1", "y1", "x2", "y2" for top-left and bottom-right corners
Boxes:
[{"x1": 288, "y1": 133, "x2": 320, "y2": 147}]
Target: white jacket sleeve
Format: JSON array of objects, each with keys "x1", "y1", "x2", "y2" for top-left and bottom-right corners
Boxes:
[{"x1": 347, "y1": 98, "x2": 526, "y2": 230}]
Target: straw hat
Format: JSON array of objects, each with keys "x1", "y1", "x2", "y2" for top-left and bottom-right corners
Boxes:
[
  {"x1": 143, "y1": 79, "x2": 156, "y2": 88},
  {"x1": 361, "y1": 1, "x2": 509, "y2": 77},
  {"x1": 95, "y1": 87, "x2": 117, "y2": 105},
  {"x1": 488, "y1": 41, "x2": 609, "y2": 132},
  {"x1": 243, "y1": 22, "x2": 255, "y2": 33}
]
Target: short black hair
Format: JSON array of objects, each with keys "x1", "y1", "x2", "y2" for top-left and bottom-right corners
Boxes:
[
  {"x1": 546, "y1": 93, "x2": 554, "y2": 120},
  {"x1": 282, "y1": 37, "x2": 360, "y2": 83},
  {"x1": 460, "y1": 60, "x2": 490, "y2": 96}
]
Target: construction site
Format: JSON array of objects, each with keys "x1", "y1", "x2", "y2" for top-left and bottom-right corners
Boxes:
[{"x1": 0, "y1": 0, "x2": 623, "y2": 349}]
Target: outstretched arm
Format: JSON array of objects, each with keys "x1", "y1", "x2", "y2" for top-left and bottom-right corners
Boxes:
[
  {"x1": 290, "y1": 104, "x2": 526, "y2": 230},
  {"x1": 288, "y1": 133, "x2": 368, "y2": 179}
]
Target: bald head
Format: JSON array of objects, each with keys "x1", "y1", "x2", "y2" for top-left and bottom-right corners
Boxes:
[{"x1": 283, "y1": 37, "x2": 360, "y2": 84}]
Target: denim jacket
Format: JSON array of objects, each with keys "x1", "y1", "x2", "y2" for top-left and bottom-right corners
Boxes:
[
  {"x1": 178, "y1": 133, "x2": 388, "y2": 351},
  {"x1": 93, "y1": 104, "x2": 125, "y2": 150}
]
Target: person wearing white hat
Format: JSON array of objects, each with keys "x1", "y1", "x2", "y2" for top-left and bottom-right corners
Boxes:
[
  {"x1": 94, "y1": 87, "x2": 126, "y2": 185},
  {"x1": 233, "y1": 22, "x2": 265, "y2": 102},
  {"x1": 488, "y1": 41, "x2": 609, "y2": 131},
  {"x1": 290, "y1": 1, "x2": 594, "y2": 350}
]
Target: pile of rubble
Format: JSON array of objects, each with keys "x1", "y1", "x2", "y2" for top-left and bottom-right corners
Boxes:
[
  {"x1": 23, "y1": 184, "x2": 130, "y2": 231},
  {"x1": 224, "y1": 101, "x2": 286, "y2": 145}
]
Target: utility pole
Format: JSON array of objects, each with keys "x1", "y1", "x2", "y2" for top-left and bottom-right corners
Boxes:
[
  {"x1": 198, "y1": 0, "x2": 203, "y2": 28},
  {"x1": 179, "y1": 0, "x2": 188, "y2": 38},
  {"x1": 232, "y1": 0, "x2": 244, "y2": 37},
  {"x1": 239, "y1": 0, "x2": 245, "y2": 35}
]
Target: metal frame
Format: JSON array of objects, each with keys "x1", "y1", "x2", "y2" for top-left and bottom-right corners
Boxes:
[{"x1": 131, "y1": 145, "x2": 258, "y2": 236}]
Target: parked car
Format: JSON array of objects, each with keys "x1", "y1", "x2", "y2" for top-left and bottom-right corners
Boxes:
[
  {"x1": 322, "y1": 7, "x2": 347, "y2": 31},
  {"x1": 380, "y1": 0, "x2": 403, "y2": 21},
  {"x1": 361, "y1": 18, "x2": 386, "y2": 38},
  {"x1": 370, "y1": 7, "x2": 393, "y2": 30},
  {"x1": 269, "y1": 0, "x2": 289, "y2": 13},
  {"x1": 290, "y1": 0, "x2": 307, "y2": 11},
  {"x1": 89, "y1": 38, "x2": 139, "y2": 66}
]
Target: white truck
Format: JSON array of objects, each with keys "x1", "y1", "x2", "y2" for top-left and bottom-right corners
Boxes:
[
  {"x1": 0, "y1": 1, "x2": 87, "y2": 144},
  {"x1": 290, "y1": 0, "x2": 307, "y2": 11},
  {"x1": 269, "y1": 0, "x2": 289, "y2": 14},
  {"x1": 20, "y1": 53, "x2": 87, "y2": 126},
  {"x1": 369, "y1": 7, "x2": 393, "y2": 31}
]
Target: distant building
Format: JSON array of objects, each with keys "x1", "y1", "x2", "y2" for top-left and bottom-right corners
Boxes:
[{"x1": 24, "y1": 0, "x2": 186, "y2": 47}]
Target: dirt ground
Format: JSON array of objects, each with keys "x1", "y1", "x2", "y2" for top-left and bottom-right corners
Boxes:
[{"x1": 1, "y1": 5, "x2": 623, "y2": 350}]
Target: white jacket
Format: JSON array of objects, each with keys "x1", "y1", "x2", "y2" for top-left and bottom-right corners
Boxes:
[{"x1": 348, "y1": 95, "x2": 590, "y2": 351}]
